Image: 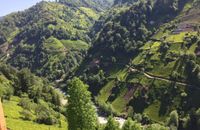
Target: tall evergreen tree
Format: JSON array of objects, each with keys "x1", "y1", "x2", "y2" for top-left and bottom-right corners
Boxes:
[{"x1": 67, "y1": 77, "x2": 97, "y2": 130}]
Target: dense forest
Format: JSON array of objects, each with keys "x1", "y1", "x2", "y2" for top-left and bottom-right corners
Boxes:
[{"x1": 0, "y1": 0, "x2": 200, "y2": 130}]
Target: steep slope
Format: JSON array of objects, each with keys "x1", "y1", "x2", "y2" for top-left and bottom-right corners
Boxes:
[
  {"x1": 0, "y1": 62, "x2": 67, "y2": 129},
  {"x1": 0, "y1": 1, "x2": 99, "y2": 81},
  {"x1": 1, "y1": 0, "x2": 200, "y2": 129},
  {"x1": 76, "y1": 0, "x2": 188, "y2": 93},
  {"x1": 75, "y1": 0, "x2": 200, "y2": 128}
]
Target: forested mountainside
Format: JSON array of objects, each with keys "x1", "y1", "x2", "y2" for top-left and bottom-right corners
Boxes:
[
  {"x1": 59, "y1": 0, "x2": 114, "y2": 11},
  {"x1": 0, "y1": 0, "x2": 200, "y2": 130},
  {"x1": 77, "y1": 0, "x2": 189, "y2": 93},
  {"x1": 77, "y1": 0, "x2": 200, "y2": 129},
  {"x1": 0, "y1": 1, "x2": 99, "y2": 81},
  {"x1": 113, "y1": 0, "x2": 138, "y2": 5}
]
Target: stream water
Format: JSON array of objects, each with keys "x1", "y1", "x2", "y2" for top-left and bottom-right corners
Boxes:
[{"x1": 55, "y1": 87, "x2": 126, "y2": 128}]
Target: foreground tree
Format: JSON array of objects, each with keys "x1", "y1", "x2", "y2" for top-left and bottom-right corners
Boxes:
[{"x1": 67, "y1": 78, "x2": 97, "y2": 130}]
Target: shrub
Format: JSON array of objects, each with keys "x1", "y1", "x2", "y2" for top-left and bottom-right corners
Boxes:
[{"x1": 20, "y1": 109, "x2": 33, "y2": 121}]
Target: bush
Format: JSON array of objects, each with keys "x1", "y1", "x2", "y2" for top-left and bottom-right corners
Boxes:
[
  {"x1": 122, "y1": 118, "x2": 142, "y2": 130},
  {"x1": 167, "y1": 110, "x2": 179, "y2": 129},
  {"x1": 36, "y1": 110, "x2": 58, "y2": 125},
  {"x1": 145, "y1": 123, "x2": 169, "y2": 130},
  {"x1": 35, "y1": 105, "x2": 58, "y2": 125},
  {"x1": 20, "y1": 109, "x2": 33, "y2": 121},
  {"x1": 18, "y1": 98, "x2": 33, "y2": 111},
  {"x1": 104, "y1": 116, "x2": 120, "y2": 130}
]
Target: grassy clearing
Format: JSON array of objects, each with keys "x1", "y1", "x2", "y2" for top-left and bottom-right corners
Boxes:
[
  {"x1": 144, "y1": 101, "x2": 166, "y2": 123},
  {"x1": 108, "y1": 68, "x2": 128, "y2": 81},
  {"x1": 169, "y1": 43, "x2": 181, "y2": 53},
  {"x1": 61, "y1": 40, "x2": 89, "y2": 50},
  {"x1": 151, "y1": 27, "x2": 170, "y2": 40},
  {"x1": 3, "y1": 96, "x2": 68, "y2": 130},
  {"x1": 97, "y1": 80, "x2": 115, "y2": 103},
  {"x1": 132, "y1": 53, "x2": 145, "y2": 65},
  {"x1": 149, "y1": 61, "x2": 176, "y2": 78},
  {"x1": 7, "y1": 29, "x2": 20, "y2": 43},
  {"x1": 6, "y1": 118, "x2": 67, "y2": 130},
  {"x1": 140, "y1": 42, "x2": 152, "y2": 50},
  {"x1": 182, "y1": 1, "x2": 193, "y2": 12},
  {"x1": 79, "y1": 7, "x2": 99, "y2": 20},
  {"x1": 111, "y1": 88, "x2": 129, "y2": 113},
  {"x1": 188, "y1": 43, "x2": 198, "y2": 53},
  {"x1": 166, "y1": 32, "x2": 197, "y2": 43},
  {"x1": 44, "y1": 37, "x2": 65, "y2": 50}
]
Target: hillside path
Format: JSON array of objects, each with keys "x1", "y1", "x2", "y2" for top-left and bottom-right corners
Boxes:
[
  {"x1": 129, "y1": 67, "x2": 199, "y2": 88},
  {"x1": 143, "y1": 71, "x2": 190, "y2": 86}
]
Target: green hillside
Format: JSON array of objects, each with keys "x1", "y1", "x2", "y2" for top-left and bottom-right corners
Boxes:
[
  {"x1": 3, "y1": 96, "x2": 67, "y2": 130},
  {"x1": 59, "y1": 0, "x2": 114, "y2": 11},
  {"x1": 0, "y1": 1, "x2": 99, "y2": 81},
  {"x1": 1, "y1": 0, "x2": 200, "y2": 130},
  {"x1": 0, "y1": 63, "x2": 67, "y2": 129},
  {"x1": 75, "y1": 0, "x2": 200, "y2": 129}
]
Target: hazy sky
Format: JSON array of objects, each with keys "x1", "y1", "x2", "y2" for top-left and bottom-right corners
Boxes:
[{"x1": 0, "y1": 0, "x2": 46, "y2": 16}]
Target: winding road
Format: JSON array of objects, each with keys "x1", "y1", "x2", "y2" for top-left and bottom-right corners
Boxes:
[
  {"x1": 55, "y1": 66, "x2": 200, "y2": 128},
  {"x1": 130, "y1": 67, "x2": 200, "y2": 90}
]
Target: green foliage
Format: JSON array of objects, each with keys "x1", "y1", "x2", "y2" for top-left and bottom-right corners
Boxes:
[
  {"x1": 20, "y1": 109, "x2": 34, "y2": 121},
  {"x1": 67, "y1": 78, "x2": 97, "y2": 130},
  {"x1": 59, "y1": 0, "x2": 114, "y2": 11},
  {"x1": 89, "y1": 0, "x2": 185, "y2": 60},
  {"x1": 18, "y1": 97, "x2": 62, "y2": 125},
  {"x1": 1, "y1": 0, "x2": 200, "y2": 129},
  {"x1": 3, "y1": 96, "x2": 67, "y2": 130},
  {"x1": 145, "y1": 124, "x2": 169, "y2": 130},
  {"x1": 122, "y1": 118, "x2": 142, "y2": 130},
  {"x1": 0, "y1": 63, "x2": 61, "y2": 107},
  {"x1": 104, "y1": 116, "x2": 120, "y2": 130},
  {"x1": 0, "y1": 1, "x2": 99, "y2": 81},
  {"x1": 61, "y1": 39, "x2": 89, "y2": 50},
  {"x1": 114, "y1": 0, "x2": 137, "y2": 5},
  {"x1": 0, "y1": 75, "x2": 13, "y2": 99},
  {"x1": 35, "y1": 105, "x2": 58, "y2": 125},
  {"x1": 167, "y1": 110, "x2": 179, "y2": 129}
]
